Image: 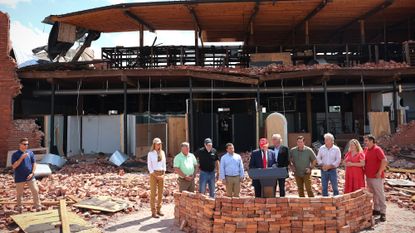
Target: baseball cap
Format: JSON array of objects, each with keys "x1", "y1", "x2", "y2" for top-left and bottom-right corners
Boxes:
[
  {"x1": 153, "y1": 138, "x2": 162, "y2": 144},
  {"x1": 204, "y1": 138, "x2": 213, "y2": 145},
  {"x1": 259, "y1": 138, "x2": 269, "y2": 148}
]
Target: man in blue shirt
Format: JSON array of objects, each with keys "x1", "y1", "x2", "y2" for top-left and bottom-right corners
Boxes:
[
  {"x1": 11, "y1": 138, "x2": 41, "y2": 212},
  {"x1": 219, "y1": 143, "x2": 244, "y2": 197}
]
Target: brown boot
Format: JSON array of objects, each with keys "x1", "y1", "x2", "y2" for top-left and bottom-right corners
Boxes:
[
  {"x1": 152, "y1": 213, "x2": 159, "y2": 218},
  {"x1": 157, "y1": 210, "x2": 164, "y2": 216}
]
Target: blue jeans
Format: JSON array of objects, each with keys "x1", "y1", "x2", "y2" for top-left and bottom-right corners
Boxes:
[
  {"x1": 321, "y1": 168, "x2": 339, "y2": 196},
  {"x1": 199, "y1": 170, "x2": 216, "y2": 198}
]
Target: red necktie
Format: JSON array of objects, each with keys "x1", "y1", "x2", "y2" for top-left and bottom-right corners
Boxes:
[{"x1": 262, "y1": 150, "x2": 267, "y2": 168}]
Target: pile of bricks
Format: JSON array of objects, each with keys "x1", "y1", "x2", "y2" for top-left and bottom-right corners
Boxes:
[
  {"x1": 174, "y1": 189, "x2": 373, "y2": 233},
  {"x1": 0, "y1": 161, "x2": 180, "y2": 230}
]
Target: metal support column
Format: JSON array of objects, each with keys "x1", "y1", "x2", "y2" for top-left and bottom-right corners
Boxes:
[
  {"x1": 323, "y1": 80, "x2": 329, "y2": 133},
  {"x1": 189, "y1": 78, "x2": 194, "y2": 149},
  {"x1": 393, "y1": 80, "x2": 399, "y2": 131},
  {"x1": 123, "y1": 82, "x2": 128, "y2": 154},
  {"x1": 194, "y1": 30, "x2": 199, "y2": 66},
  {"x1": 50, "y1": 81, "x2": 56, "y2": 153}
]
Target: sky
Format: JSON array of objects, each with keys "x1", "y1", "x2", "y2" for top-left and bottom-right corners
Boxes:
[{"x1": 0, "y1": 0, "x2": 201, "y2": 64}]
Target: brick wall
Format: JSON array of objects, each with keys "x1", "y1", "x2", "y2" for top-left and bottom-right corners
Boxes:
[
  {"x1": 7, "y1": 119, "x2": 43, "y2": 151},
  {"x1": 174, "y1": 189, "x2": 373, "y2": 233},
  {"x1": 0, "y1": 12, "x2": 43, "y2": 166}
]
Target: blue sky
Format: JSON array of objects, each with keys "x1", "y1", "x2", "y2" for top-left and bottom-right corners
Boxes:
[{"x1": 0, "y1": 0, "x2": 199, "y2": 64}]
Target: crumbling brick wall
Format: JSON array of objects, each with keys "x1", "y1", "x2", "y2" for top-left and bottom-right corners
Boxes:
[
  {"x1": 0, "y1": 12, "x2": 21, "y2": 166},
  {"x1": 174, "y1": 189, "x2": 373, "y2": 233},
  {"x1": 7, "y1": 119, "x2": 43, "y2": 151},
  {"x1": 0, "y1": 12, "x2": 42, "y2": 166}
]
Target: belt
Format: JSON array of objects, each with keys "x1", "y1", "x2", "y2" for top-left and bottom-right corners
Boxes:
[
  {"x1": 154, "y1": 170, "x2": 165, "y2": 173},
  {"x1": 225, "y1": 175, "x2": 239, "y2": 177}
]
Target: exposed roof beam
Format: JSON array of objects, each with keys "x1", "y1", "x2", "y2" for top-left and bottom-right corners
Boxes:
[
  {"x1": 244, "y1": 1, "x2": 260, "y2": 44},
  {"x1": 186, "y1": 5, "x2": 202, "y2": 32},
  {"x1": 282, "y1": 0, "x2": 329, "y2": 44},
  {"x1": 124, "y1": 10, "x2": 155, "y2": 32},
  {"x1": 294, "y1": 0, "x2": 329, "y2": 31},
  {"x1": 328, "y1": 0, "x2": 394, "y2": 42}
]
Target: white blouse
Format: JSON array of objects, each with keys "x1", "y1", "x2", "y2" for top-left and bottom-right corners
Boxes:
[{"x1": 147, "y1": 150, "x2": 166, "y2": 173}]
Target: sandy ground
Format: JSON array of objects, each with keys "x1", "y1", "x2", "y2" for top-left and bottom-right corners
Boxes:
[{"x1": 103, "y1": 201, "x2": 415, "y2": 233}]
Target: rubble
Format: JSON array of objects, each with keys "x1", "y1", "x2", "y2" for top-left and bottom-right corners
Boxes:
[
  {"x1": 378, "y1": 120, "x2": 415, "y2": 169},
  {"x1": 172, "y1": 61, "x2": 410, "y2": 78},
  {"x1": 1, "y1": 150, "x2": 415, "y2": 231}
]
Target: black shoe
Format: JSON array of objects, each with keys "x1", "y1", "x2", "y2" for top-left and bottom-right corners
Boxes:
[
  {"x1": 372, "y1": 210, "x2": 381, "y2": 216},
  {"x1": 379, "y1": 214, "x2": 386, "y2": 222}
]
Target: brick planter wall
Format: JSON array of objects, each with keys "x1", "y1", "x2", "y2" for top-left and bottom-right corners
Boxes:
[{"x1": 174, "y1": 189, "x2": 373, "y2": 233}]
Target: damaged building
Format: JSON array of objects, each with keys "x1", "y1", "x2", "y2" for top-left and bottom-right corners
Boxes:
[{"x1": 2, "y1": 0, "x2": 415, "y2": 167}]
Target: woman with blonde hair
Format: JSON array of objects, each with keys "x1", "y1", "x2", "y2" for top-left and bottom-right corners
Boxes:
[
  {"x1": 147, "y1": 138, "x2": 166, "y2": 218},
  {"x1": 343, "y1": 139, "x2": 365, "y2": 193}
]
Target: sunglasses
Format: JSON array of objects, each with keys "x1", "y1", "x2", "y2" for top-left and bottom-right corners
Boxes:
[{"x1": 21, "y1": 143, "x2": 29, "y2": 146}]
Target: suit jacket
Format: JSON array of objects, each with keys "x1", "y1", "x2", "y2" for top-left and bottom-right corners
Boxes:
[
  {"x1": 268, "y1": 145, "x2": 290, "y2": 168},
  {"x1": 249, "y1": 149, "x2": 276, "y2": 186}
]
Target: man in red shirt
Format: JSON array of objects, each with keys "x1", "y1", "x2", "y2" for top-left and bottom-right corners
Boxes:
[{"x1": 364, "y1": 134, "x2": 388, "y2": 222}]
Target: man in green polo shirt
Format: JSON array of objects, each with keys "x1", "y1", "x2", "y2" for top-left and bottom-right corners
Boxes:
[
  {"x1": 290, "y1": 136, "x2": 317, "y2": 197},
  {"x1": 174, "y1": 142, "x2": 198, "y2": 192}
]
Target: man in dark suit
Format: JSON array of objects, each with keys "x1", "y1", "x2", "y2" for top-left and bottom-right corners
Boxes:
[
  {"x1": 249, "y1": 138, "x2": 276, "y2": 197},
  {"x1": 269, "y1": 134, "x2": 290, "y2": 197}
]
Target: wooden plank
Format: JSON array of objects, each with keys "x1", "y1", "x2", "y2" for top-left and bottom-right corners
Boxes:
[
  {"x1": 0, "y1": 200, "x2": 75, "y2": 206},
  {"x1": 57, "y1": 23, "x2": 76, "y2": 43},
  {"x1": 59, "y1": 200, "x2": 70, "y2": 233},
  {"x1": 368, "y1": 112, "x2": 391, "y2": 139},
  {"x1": 387, "y1": 167, "x2": 415, "y2": 174},
  {"x1": 250, "y1": 53, "x2": 292, "y2": 65},
  {"x1": 167, "y1": 116, "x2": 187, "y2": 157},
  {"x1": 11, "y1": 209, "x2": 100, "y2": 233},
  {"x1": 73, "y1": 196, "x2": 128, "y2": 213},
  {"x1": 135, "y1": 123, "x2": 167, "y2": 159}
]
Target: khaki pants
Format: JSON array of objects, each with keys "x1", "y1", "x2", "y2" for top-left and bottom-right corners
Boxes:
[
  {"x1": 16, "y1": 179, "x2": 41, "y2": 208},
  {"x1": 225, "y1": 176, "x2": 241, "y2": 197},
  {"x1": 150, "y1": 171, "x2": 165, "y2": 214},
  {"x1": 366, "y1": 178, "x2": 386, "y2": 214},
  {"x1": 295, "y1": 174, "x2": 314, "y2": 197},
  {"x1": 178, "y1": 177, "x2": 195, "y2": 192}
]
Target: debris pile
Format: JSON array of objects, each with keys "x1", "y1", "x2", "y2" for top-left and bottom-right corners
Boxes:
[
  {"x1": 384, "y1": 172, "x2": 415, "y2": 211},
  {"x1": 378, "y1": 120, "x2": 415, "y2": 168},
  {"x1": 172, "y1": 61, "x2": 410, "y2": 77},
  {"x1": 351, "y1": 60, "x2": 410, "y2": 69}
]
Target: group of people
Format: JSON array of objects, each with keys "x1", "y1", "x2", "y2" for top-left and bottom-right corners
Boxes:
[
  {"x1": 146, "y1": 133, "x2": 388, "y2": 222},
  {"x1": 11, "y1": 133, "x2": 387, "y2": 222}
]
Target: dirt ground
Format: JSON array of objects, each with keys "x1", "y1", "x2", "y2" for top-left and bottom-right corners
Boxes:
[{"x1": 103, "y1": 201, "x2": 415, "y2": 233}]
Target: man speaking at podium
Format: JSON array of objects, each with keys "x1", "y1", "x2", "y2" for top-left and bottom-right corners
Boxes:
[{"x1": 249, "y1": 138, "x2": 276, "y2": 197}]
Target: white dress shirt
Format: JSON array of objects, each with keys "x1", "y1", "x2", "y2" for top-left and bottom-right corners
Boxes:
[
  {"x1": 147, "y1": 150, "x2": 166, "y2": 173},
  {"x1": 317, "y1": 144, "x2": 341, "y2": 168}
]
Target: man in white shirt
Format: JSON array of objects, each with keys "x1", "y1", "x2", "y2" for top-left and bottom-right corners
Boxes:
[
  {"x1": 147, "y1": 138, "x2": 167, "y2": 218},
  {"x1": 316, "y1": 133, "x2": 341, "y2": 196}
]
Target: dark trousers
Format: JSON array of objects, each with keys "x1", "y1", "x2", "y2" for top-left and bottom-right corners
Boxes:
[
  {"x1": 253, "y1": 180, "x2": 262, "y2": 197},
  {"x1": 276, "y1": 178, "x2": 286, "y2": 197}
]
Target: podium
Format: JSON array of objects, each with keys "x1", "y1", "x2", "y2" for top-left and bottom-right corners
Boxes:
[{"x1": 248, "y1": 167, "x2": 288, "y2": 198}]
